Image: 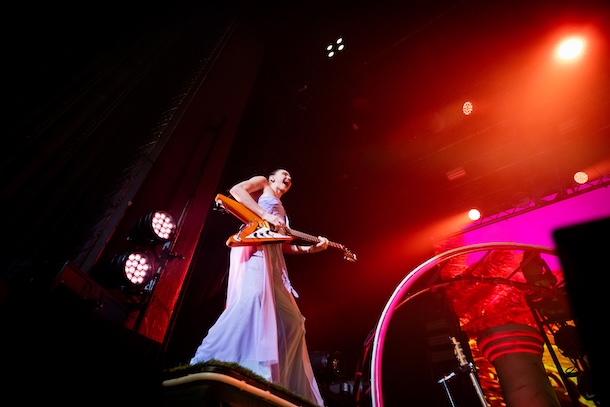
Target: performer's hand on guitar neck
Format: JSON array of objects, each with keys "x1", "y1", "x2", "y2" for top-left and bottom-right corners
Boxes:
[{"x1": 308, "y1": 236, "x2": 329, "y2": 254}]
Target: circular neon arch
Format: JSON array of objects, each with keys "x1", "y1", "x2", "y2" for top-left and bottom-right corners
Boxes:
[{"x1": 369, "y1": 242, "x2": 558, "y2": 407}]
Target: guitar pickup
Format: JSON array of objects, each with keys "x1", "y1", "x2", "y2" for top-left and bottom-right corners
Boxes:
[{"x1": 246, "y1": 228, "x2": 290, "y2": 239}]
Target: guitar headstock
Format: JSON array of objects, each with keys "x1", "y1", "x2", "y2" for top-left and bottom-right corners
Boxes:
[{"x1": 342, "y1": 247, "x2": 357, "y2": 262}]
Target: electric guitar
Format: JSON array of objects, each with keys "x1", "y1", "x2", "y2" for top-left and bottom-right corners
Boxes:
[{"x1": 214, "y1": 194, "x2": 357, "y2": 262}]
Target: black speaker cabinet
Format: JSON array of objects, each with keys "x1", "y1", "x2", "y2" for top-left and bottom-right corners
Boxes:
[{"x1": 553, "y1": 216, "x2": 609, "y2": 407}]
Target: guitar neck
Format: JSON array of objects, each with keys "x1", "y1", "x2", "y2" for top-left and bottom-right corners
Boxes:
[
  {"x1": 286, "y1": 228, "x2": 344, "y2": 250},
  {"x1": 451, "y1": 336, "x2": 468, "y2": 366}
]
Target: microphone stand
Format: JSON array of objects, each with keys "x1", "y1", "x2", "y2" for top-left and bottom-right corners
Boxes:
[
  {"x1": 437, "y1": 336, "x2": 488, "y2": 407},
  {"x1": 438, "y1": 370, "x2": 458, "y2": 407}
]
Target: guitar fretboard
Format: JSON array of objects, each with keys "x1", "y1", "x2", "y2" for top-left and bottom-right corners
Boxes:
[{"x1": 286, "y1": 227, "x2": 344, "y2": 250}]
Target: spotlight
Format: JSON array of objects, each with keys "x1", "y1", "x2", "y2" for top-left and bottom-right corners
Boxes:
[
  {"x1": 129, "y1": 210, "x2": 176, "y2": 245},
  {"x1": 468, "y1": 208, "x2": 481, "y2": 221},
  {"x1": 326, "y1": 37, "x2": 345, "y2": 58},
  {"x1": 556, "y1": 37, "x2": 585, "y2": 61},
  {"x1": 109, "y1": 249, "x2": 155, "y2": 288},
  {"x1": 573, "y1": 171, "x2": 588, "y2": 184}
]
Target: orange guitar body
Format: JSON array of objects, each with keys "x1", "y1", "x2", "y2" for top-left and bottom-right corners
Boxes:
[{"x1": 215, "y1": 194, "x2": 293, "y2": 247}]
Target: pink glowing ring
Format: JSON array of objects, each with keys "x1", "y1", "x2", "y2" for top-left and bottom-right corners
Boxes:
[{"x1": 369, "y1": 242, "x2": 557, "y2": 407}]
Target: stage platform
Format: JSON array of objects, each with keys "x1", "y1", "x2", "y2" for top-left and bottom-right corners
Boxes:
[{"x1": 162, "y1": 361, "x2": 320, "y2": 407}]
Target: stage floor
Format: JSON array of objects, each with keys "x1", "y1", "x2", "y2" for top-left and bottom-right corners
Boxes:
[{"x1": 163, "y1": 361, "x2": 320, "y2": 407}]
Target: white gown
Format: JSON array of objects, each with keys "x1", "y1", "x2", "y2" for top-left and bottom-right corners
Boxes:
[{"x1": 190, "y1": 195, "x2": 324, "y2": 406}]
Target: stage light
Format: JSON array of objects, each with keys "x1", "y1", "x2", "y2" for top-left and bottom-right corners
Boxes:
[
  {"x1": 468, "y1": 208, "x2": 481, "y2": 221},
  {"x1": 326, "y1": 37, "x2": 345, "y2": 58},
  {"x1": 556, "y1": 37, "x2": 585, "y2": 61},
  {"x1": 109, "y1": 249, "x2": 155, "y2": 288},
  {"x1": 129, "y1": 210, "x2": 176, "y2": 245},
  {"x1": 462, "y1": 101, "x2": 473, "y2": 115},
  {"x1": 574, "y1": 171, "x2": 588, "y2": 184}
]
